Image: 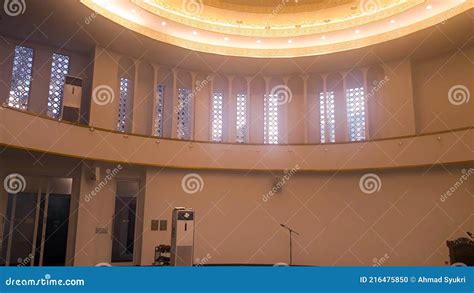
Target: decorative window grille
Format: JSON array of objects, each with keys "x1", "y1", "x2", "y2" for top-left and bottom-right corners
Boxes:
[
  {"x1": 117, "y1": 77, "x2": 131, "y2": 132},
  {"x1": 47, "y1": 53, "x2": 70, "y2": 119},
  {"x1": 236, "y1": 94, "x2": 248, "y2": 143},
  {"x1": 346, "y1": 87, "x2": 366, "y2": 141},
  {"x1": 319, "y1": 91, "x2": 336, "y2": 143},
  {"x1": 263, "y1": 94, "x2": 278, "y2": 144},
  {"x1": 7, "y1": 45, "x2": 34, "y2": 110},
  {"x1": 177, "y1": 88, "x2": 192, "y2": 140},
  {"x1": 211, "y1": 92, "x2": 223, "y2": 142},
  {"x1": 152, "y1": 84, "x2": 165, "y2": 137}
]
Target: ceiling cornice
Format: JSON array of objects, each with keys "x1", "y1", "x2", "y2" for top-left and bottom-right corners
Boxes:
[{"x1": 80, "y1": 0, "x2": 473, "y2": 58}]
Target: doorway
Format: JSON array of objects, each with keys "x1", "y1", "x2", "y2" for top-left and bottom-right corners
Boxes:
[
  {"x1": 1, "y1": 177, "x2": 72, "y2": 266},
  {"x1": 111, "y1": 180, "x2": 139, "y2": 264}
]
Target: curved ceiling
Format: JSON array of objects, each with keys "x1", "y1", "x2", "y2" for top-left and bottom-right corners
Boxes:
[
  {"x1": 202, "y1": 0, "x2": 352, "y2": 12},
  {"x1": 82, "y1": 0, "x2": 471, "y2": 58},
  {"x1": 132, "y1": 0, "x2": 418, "y2": 37}
]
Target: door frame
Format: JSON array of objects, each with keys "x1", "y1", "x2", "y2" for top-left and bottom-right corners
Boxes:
[
  {"x1": 111, "y1": 178, "x2": 141, "y2": 266},
  {"x1": 4, "y1": 180, "x2": 45, "y2": 266},
  {"x1": 36, "y1": 182, "x2": 50, "y2": 267}
]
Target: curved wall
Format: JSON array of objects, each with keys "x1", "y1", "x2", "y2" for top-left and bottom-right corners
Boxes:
[
  {"x1": 0, "y1": 36, "x2": 472, "y2": 170},
  {"x1": 87, "y1": 45, "x2": 473, "y2": 147},
  {"x1": 0, "y1": 147, "x2": 472, "y2": 267},
  {"x1": 0, "y1": 14, "x2": 472, "y2": 268},
  {"x1": 0, "y1": 108, "x2": 472, "y2": 171}
]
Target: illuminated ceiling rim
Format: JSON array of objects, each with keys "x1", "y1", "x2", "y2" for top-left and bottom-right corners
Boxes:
[
  {"x1": 201, "y1": 0, "x2": 355, "y2": 14},
  {"x1": 80, "y1": 0, "x2": 472, "y2": 58},
  {"x1": 133, "y1": 0, "x2": 422, "y2": 37}
]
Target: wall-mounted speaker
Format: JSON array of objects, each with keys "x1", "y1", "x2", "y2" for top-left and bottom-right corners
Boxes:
[
  {"x1": 272, "y1": 176, "x2": 283, "y2": 193},
  {"x1": 83, "y1": 162, "x2": 101, "y2": 181}
]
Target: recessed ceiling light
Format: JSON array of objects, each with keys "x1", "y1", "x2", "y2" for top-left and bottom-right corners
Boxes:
[
  {"x1": 256, "y1": 39, "x2": 261, "y2": 43},
  {"x1": 161, "y1": 21, "x2": 167, "y2": 26},
  {"x1": 288, "y1": 39, "x2": 293, "y2": 44},
  {"x1": 192, "y1": 31, "x2": 198, "y2": 36},
  {"x1": 224, "y1": 37, "x2": 229, "y2": 41},
  {"x1": 355, "y1": 29, "x2": 360, "y2": 33},
  {"x1": 131, "y1": 9, "x2": 136, "y2": 13},
  {"x1": 390, "y1": 19, "x2": 396, "y2": 24},
  {"x1": 321, "y1": 35, "x2": 326, "y2": 40},
  {"x1": 426, "y1": 5, "x2": 432, "y2": 10}
]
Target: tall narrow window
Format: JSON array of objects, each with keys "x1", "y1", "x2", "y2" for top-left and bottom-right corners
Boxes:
[
  {"x1": 263, "y1": 94, "x2": 278, "y2": 144},
  {"x1": 211, "y1": 92, "x2": 223, "y2": 142},
  {"x1": 47, "y1": 53, "x2": 70, "y2": 119},
  {"x1": 7, "y1": 45, "x2": 34, "y2": 110},
  {"x1": 177, "y1": 88, "x2": 192, "y2": 140},
  {"x1": 117, "y1": 77, "x2": 131, "y2": 132},
  {"x1": 346, "y1": 87, "x2": 366, "y2": 141},
  {"x1": 236, "y1": 94, "x2": 248, "y2": 143},
  {"x1": 319, "y1": 91, "x2": 335, "y2": 143},
  {"x1": 153, "y1": 85, "x2": 165, "y2": 137}
]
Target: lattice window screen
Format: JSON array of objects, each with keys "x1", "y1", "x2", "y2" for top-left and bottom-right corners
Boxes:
[
  {"x1": 177, "y1": 88, "x2": 192, "y2": 140},
  {"x1": 263, "y1": 94, "x2": 278, "y2": 144},
  {"x1": 153, "y1": 84, "x2": 165, "y2": 137},
  {"x1": 7, "y1": 45, "x2": 34, "y2": 110},
  {"x1": 346, "y1": 87, "x2": 366, "y2": 141},
  {"x1": 47, "y1": 53, "x2": 70, "y2": 119},
  {"x1": 117, "y1": 77, "x2": 131, "y2": 132},
  {"x1": 236, "y1": 94, "x2": 248, "y2": 143},
  {"x1": 211, "y1": 92, "x2": 224, "y2": 142},
  {"x1": 319, "y1": 91, "x2": 336, "y2": 143}
]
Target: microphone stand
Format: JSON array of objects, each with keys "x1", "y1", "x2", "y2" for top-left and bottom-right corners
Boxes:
[{"x1": 280, "y1": 224, "x2": 300, "y2": 266}]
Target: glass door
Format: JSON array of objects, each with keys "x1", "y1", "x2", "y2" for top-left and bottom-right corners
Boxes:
[
  {"x1": 1, "y1": 177, "x2": 72, "y2": 266},
  {"x1": 39, "y1": 178, "x2": 72, "y2": 266},
  {"x1": 2, "y1": 192, "x2": 38, "y2": 266},
  {"x1": 111, "y1": 180, "x2": 139, "y2": 264},
  {"x1": 1, "y1": 176, "x2": 43, "y2": 266}
]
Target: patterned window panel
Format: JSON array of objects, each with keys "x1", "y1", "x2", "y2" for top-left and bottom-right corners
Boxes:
[
  {"x1": 346, "y1": 87, "x2": 366, "y2": 141},
  {"x1": 47, "y1": 53, "x2": 70, "y2": 119},
  {"x1": 7, "y1": 45, "x2": 34, "y2": 110}
]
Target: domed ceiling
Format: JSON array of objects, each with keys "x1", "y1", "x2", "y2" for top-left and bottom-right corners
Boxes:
[{"x1": 80, "y1": 0, "x2": 472, "y2": 57}]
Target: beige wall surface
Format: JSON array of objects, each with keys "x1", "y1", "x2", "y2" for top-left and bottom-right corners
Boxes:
[
  {"x1": 368, "y1": 60, "x2": 417, "y2": 140},
  {"x1": 0, "y1": 38, "x2": 472, "y2": 146},
  {"x1": 141, "y1": 165, "x2": 473, "y2": 266},
  {"x1": 412, "y1": 47, "x2": 474, "y2": 133},
  {"x1": 72, "y1": 163, "x2": 145, "y2": 266},
  {"x1": 89, "y1": 47, "x2": 122, "y2": 130},
  {"x1": 0, "y1": 108, "x2": 472, "y2": 172},
  {"x1": 1, "y1": 150, "x2": 471, "y2": 266},
  {"x1": 85, "y1": 45, "x2": 472, "y2": 146},
  {"x1": 133, "y1": 62, "x2": 155, "y2": 136}
]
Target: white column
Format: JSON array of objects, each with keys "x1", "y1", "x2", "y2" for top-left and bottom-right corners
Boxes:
[
  {"x1": 226, "y1": 75, "x2": 235, "y2": 143},
  {"x1": 171, "y1": 69, "x2": 178, "y2": 139},
  {"x1": 362, "y1": 67, "x2": 370, "y2": 140},
  {"x1": 190, "y1": 72, "x2": 197, "y2": 140},
  {"x1": 302, "y1": 74, "x2": 309, "y2": 144}
]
